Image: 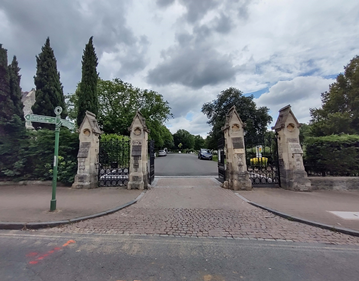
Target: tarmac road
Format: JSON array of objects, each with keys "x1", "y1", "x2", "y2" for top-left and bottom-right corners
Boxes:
[
  {"x1": 155, "y1": 153, "x2": 217, "y2": 176},
  {"x1": 1, "y1": 231, "x2": 359, "y2": 281}
]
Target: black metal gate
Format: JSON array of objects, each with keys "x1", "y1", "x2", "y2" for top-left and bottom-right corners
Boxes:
[
  {"x1": 148, "y1": 140, "x2": 155, "y2": 185},
  {"x1": 218, "y1": 136, "x2": 226, "y2": 182},
  {"x1": 245, "y1": 132, "x2": 280, "y2": 187},
  {"x1": 98, "y1": 137, "x2": 130, "y2": 187}
]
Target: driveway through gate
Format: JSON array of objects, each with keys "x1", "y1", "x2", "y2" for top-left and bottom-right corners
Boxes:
[
  {"x1": 98, "y1": 137, "x2": 130, "y2": 187},
  {"x1": 245, "y1": 133, "x2": 281, "y2": 187}
]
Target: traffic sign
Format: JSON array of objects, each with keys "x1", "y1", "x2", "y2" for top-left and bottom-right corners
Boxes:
[{"x1": 25, "y1": 114, "x2": 57, "y2": 124}]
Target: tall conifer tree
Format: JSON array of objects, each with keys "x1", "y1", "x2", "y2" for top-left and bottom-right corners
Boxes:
[
  {"x1": 8, "y1": 56, "x2": 24, "y2": 119},
  {"x1": 32, "y1": 37, "x2": 66, "y2": 129},
  {"x1": 77, "y1": 36, "x2": 98, "y2": 126},
  {"x1": 0, "y1": 46, "x2": 26, "y2": 177},
  {"x1": 0, "y1": 45, "x2": 14, "y2": 129}
]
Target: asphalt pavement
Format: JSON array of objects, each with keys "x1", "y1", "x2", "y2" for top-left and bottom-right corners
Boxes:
[
  {"x1": 1, "y1": 231, "x2": 359, "y2": 281},
  {"x1": 155, "y1": 153, "x2": 217, "y2": 176}
]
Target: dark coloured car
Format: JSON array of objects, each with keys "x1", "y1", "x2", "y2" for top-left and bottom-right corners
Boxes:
[{"x1": 198, "y1": 148, "x2": 212, "y2": 160}]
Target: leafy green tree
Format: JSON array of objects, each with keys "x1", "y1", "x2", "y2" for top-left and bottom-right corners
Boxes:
[
  {"x1": 173, "y1": 129, "x2": 195, "y2": 149},
  {"x1": 68, "y1": 78, "x2": 172, "y2": 147},
  {"x1": 97, "y1": 78, "x2": 172, "y2": 145},
  {"x1": 0, "y1": 46, "x2": 27, "y2": 178},
  {"x1": 202, "y1": 87, "x2": 272, "y2": 149},
  {"x1": 77, "y1": 36, "x2": 98, "y2": 126},
  {"x1": 310, "y1": 55, "x2": 359, "y2": 136},
  {"x1": 194, "y1": 135, "x2": 205, "y2": 150},
  {"x1": 32, "y1": 37, "x2": 67, "y2": 129}
]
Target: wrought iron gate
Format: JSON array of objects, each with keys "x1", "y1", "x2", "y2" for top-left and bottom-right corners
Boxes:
[
  {"x1": 148, "y1": 140, "x2": 155, "y2": 185},
  {"x1": 218, "y1": 136, "x2": 226, "y2": 182},
  {"x1": 245, "y1": 132, "x2": 280, "y2": 186},
  {"x1": 98, "y1": 137, "x2": 130, "y2": 187}
]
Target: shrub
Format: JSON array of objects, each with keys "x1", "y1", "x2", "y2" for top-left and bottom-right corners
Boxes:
[
  {"x1": 24, "y1": 128, "x2": 79, "y2": 183},
  {"x1": 304, "y1": 134, "x2": 359, "y2": 176},
  {"x1": 250, "y1": 157, "x2": 268, "y2": 166}
]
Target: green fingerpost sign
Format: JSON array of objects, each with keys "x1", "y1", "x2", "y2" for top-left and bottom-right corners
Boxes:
[{"x1": 25, "y1": 107, "x2": 75, "y2": 211}]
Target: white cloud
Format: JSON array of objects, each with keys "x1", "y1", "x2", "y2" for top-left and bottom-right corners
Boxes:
[{"x1": 254, "y1": 76, "x2": 336, "y2": 126}]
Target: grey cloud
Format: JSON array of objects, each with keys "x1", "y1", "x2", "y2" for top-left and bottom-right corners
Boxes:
[
  {"x1": 179, "y1": 0, "x2": 219, "y2": 24},
  {"x1": 167, "y1": 94, "x2": 203, "y2": 118},
  {"x1": 116, "y1": 36, "x2": 150, "y2": 77},
  {"x1": 193, "y1": 25, "x2": 213, "y2": 43},
  {"x1": 147, "y1": 45, "x2": 237, "y2": 89},
  {"x1": 214, "y1": 13, "x2": 233, "y2": 34},
  {"x1": 176, "y1": 32, "x2": 192, "y2": 45},
  {"x1": 237, "y1": 0, "x2": 250, "y2": 20},
  {"x1": 156, "y1": 0, "x2": 175, "y2": 8},
  {"x1": 0, "y1": 0, "x2": 148, "y2": 93}
]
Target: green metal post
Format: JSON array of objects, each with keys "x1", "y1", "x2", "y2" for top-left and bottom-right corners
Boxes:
[{"x1": 50, "y1": 107, "x2": 62, "y2": 212}]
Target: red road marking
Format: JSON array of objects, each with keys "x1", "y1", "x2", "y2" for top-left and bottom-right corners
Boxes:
[{"x1": 28, "y1": 240, "x2": 76, "y2": 265}]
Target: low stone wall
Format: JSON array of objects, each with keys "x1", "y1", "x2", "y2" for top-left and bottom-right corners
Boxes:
[{"x1": 309, "y1": 177, "x2": 359, "y2": 191}]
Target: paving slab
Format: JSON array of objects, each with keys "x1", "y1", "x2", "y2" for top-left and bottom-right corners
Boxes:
[
  {"x1": 236, "y1": 188, "x2": 359, "y2": 232},
  {"x1": 0, "y1": 185, "x2": 142, "y2": 223}
]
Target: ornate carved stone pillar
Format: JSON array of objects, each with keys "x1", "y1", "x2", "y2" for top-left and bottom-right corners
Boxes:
[
  {"x1": 273, "y1": 105, "x2": 311, "y2": 191},
  {"x1": 72, "y1": 111, "x2": 102, "y2": 189},
  {"x1": 222, "y1": 106, "x2": 252, "y2": 191},
  {"x1": 128, "y1": 111, "x2": 149, "y2": 190}
]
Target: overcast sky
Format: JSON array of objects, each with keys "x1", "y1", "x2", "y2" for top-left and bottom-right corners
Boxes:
[{"x1": 1, "y1": 0, "x2": 359, "y2": 137}]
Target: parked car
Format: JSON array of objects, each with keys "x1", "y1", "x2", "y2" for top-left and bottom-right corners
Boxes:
[
  {"x1": 158, "y1": 150, "x2": 167, "y2": 157},
  {"x1": 198, "y1": 148, "x2": 213, "y2": 160}
]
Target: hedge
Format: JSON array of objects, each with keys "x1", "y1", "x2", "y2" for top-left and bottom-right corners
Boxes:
[{"x1": 304, "y1": 134, "x2": 359, "y2": 176}]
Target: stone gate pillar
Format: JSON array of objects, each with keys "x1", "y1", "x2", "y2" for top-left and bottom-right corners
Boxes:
[
  {"x1": 128, "y1": 111, "x2": 149, "y2": 190},
  {"x1": 222, "y1": 106, "x2": 252, "y2": 190},
  {"x1": 72, "y1": 111, "x2": 102, "y2": 189},
  {"x1": 273, "y1": 105, "x2": 311, "y2": 191}
]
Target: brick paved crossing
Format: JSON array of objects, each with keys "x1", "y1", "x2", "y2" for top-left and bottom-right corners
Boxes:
[{"x1": 46, "y1": 178, "x2": 359, "y2": 245}]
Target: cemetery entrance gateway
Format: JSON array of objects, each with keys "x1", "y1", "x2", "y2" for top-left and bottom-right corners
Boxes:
[
  {"x1": 245, "y1": 132, "x2": 281, "y2": 186},
  {"x1": 98, "y1": 137, "x2": 130, "y2": 187}
]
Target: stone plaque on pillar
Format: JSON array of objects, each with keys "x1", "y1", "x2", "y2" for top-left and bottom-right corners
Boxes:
[
  {"x1": 72, "y1": 111, "x2": 102, "y2": 189},
  {"x1": 128, "y1": 111, "x2": 149, "y2": 190},
  {"x1": 221, "y1": 106, "x2": 252, "y2": 191},
  {"x1": 272, "y1": 105, "x2": 311, "y2": 191}
]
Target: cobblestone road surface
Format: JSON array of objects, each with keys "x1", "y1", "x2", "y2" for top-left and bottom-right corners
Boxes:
[{"x1": 44, "y1": 178, "x2": 359, "y2": 245}]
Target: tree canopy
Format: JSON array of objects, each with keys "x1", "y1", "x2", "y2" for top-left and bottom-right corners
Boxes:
[
  {"x1": 202, "y1": 87, "x2": 272, "y2": 149},
  {"x1": 173, "y1": 129, "x2": 195, "y2": 149},
  {"x1": 77, "y1": 36, "x2": 98, "y2": 126},
  {"x1": 194, "y1": 135, "x2": 206, "y2": 150},
  {"x1": 32, "y1": 37, "x2": 66, "y2": 129},
  {"x1": 310, "y1": 55, "x2": 359, "y2": 136}
]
